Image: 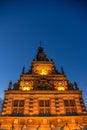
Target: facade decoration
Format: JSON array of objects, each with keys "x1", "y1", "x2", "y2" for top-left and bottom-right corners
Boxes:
[{"x1": 0, "y1": 45, "x2": 87, "y2": 130}]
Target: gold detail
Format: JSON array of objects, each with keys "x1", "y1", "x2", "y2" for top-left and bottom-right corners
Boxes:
[
  {"x1": 14, "y1": 119, "x2": 19, "y2": 124},
  {"x1": 54, "y1": 81, "x2": 65, "y2": 91},
  {"x1": 20, "y1": 81, "x2": 33, "y2": 91},
  {"x1": 32, "y1": 64, "x2": 54, "y2": 75},
  {"x1": 28, "y1": 119, "x2": 33, "y2": 123},
  {"x1": 70, "y1": 119, "x2": 76, "y2": 124},
  {"x1": 43, "y1": 119, "x2": 48, "y2": 124},
  {"x1": 57, "y1": 86, "x2": 65, "y2": 91},
  {"x1": 57, "y1": 118, "x2": 63, "y2": 123}
]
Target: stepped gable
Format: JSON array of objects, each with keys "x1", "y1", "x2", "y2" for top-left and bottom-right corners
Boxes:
[{"x1": 0, "y1": 45, "x2": 87, "y2": 130}]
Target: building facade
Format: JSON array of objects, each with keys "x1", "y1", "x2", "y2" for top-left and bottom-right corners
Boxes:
[{"x1": 0, "y1": 46, "x2": 87, "y2": 130}]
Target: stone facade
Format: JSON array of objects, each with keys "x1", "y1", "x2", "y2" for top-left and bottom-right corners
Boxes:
[{"x1": 0, "y1": 46, "x2": 87, "y2": 130}]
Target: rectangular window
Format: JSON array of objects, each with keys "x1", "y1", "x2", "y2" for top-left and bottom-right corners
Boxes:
[
  {"x1": 66, "y1": 108, "x2": 70, "y2": 114},
  {"x1": 39, "y1": 100, "x2": 50, "y2": 107},
  {"x1": 39, "y1": 100, "x2": 44, "y2": 107},
  {"x1": 64, "y1": 99, "x2": 76, "y2": 115},
  {"x1": 64, "y1": 100, "x2": 75, "y2": 106},
  {"x1": 13, "y1": 108, "x2": 17, "y2": 114},
  {"x1": 19, "y1": 100, "x2": 24, "y2": 107},
  {"x1": 64, "y1": 100, "x2": 69, "y2": 106},
  {"x1": 45, "y1": 100, "x2": 50, "y2": 107},
  {"x1": 45, "y1": 108, "x2": 50, "y2": 115},
  {"x1": 13, "y1": 100, "x2": 18, "y2": 107},
  {"x1": 39, "y1": 100, "x2": 50, "y2": 115},
  {"x1": 12, "y1": 100, "x2": 24, "y2": 115},
  {"x1": 39, "y1": 108, "x2": 44, "y2": 115},
  {"x1": 71, "y1": 108, "x2": 75, "y2": 112},
  {"x1": 70, "y1": 100, "x2": 75, "y2": 106},
  {"x1": 19, "y1": 108, "x2": 23, "y2": 114}
]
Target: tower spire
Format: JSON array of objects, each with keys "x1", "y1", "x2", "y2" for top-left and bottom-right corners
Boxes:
[
  {"x1": 40, "y1": 41, "x2": 42, "y2": 47},
  {"x1": 36, "y1": 44, "x2": 48, "y2": 61}
]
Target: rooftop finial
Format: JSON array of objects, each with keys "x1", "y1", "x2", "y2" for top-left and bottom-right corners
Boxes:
[
  {"x1": 40, "y1": 41, "x2": 42, "y2": 47},
  {"x1": 36, "y1": 43, "x2": 48, "y2": 61}
]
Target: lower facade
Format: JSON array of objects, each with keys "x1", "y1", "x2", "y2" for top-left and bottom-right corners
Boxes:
[{"x1": 0, "y1": 115, "x2": 87, "y2": 130}]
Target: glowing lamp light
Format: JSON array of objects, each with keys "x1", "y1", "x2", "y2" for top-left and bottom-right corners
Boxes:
[
  {"x1": 34, "y1": 65, "x2": 52, "y2": 75},
  {"x1": 20, "y1": 81, "x2": 33, "y2": 91},
  {"x1": 40, "y1": 69, "x2": 47, "y2": 75},
  {"x1": 22, "y1": 87, "x2": 31, "y2": 91},
  {"x1": 57, "y1": 86, "x2": 65, "y2": 91}
]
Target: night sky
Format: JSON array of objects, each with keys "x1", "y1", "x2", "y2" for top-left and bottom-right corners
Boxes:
[{"x1": 0, "y1": 0, "x2": 87, "y2": 105}]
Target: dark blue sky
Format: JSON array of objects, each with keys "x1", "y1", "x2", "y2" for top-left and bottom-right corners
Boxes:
[{"x1": 0, "y1": 0, "x2": 87, "y2": 104}]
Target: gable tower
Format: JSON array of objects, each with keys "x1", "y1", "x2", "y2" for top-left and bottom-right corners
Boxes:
[{"x1": 0, "y1": 45, "x2": 87, "y2": 130}]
